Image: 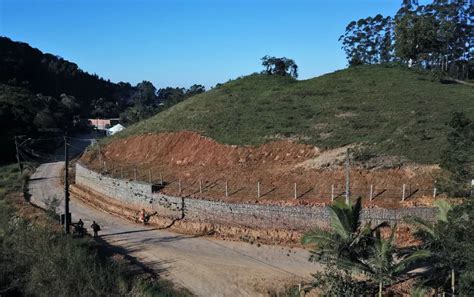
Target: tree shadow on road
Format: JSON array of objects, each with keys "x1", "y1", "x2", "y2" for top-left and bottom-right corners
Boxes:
[{"x1": 95, "y1": 236, "x2": 172, "y2": 277}]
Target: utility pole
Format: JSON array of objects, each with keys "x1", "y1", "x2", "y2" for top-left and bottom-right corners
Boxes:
[
  {"x1": 14, "y1": 136, "x2": 23, "y2": 176},
  {"x1": 64, "y1": 133, "x2": 71, "y2": 234},
  {"x1": 97, "y1": 135, "x2": 102, "y2": 172},
  {"x1": 345, "y1": 148, "x2": 350, "y2": 205}
]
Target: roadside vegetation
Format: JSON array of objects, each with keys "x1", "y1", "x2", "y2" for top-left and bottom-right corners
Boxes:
[
  {"x1": 0, "y1": 164, "x2": 191, "y2": 297},
  {"x1": 301, "y1": 198, "x2": 474, "y2": 295}
]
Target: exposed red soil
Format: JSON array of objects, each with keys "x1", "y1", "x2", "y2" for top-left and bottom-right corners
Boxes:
[{"x1": 81, "y1": 131, "x2": 439, "y2": 208}]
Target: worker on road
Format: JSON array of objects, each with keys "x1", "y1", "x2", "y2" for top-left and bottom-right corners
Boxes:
[
  {"x1": 139, "y1": 209, "x2": 146, "y2": 225},
  {"x1": 91, "y1": 221, "x2": 101, "y2": 238}
]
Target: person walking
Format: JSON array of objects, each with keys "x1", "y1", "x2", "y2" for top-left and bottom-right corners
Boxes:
[
  {"x1": 139, "y1": 209, "x2": 146, "y2": 225},
  {"x1": 91, "y1": 221, "x2": 101, "y2": 238}
]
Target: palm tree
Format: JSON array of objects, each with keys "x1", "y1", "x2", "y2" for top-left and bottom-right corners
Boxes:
[
  {"x1": 301, "y1": 197, "x2": 386, "y2": 272},
  {"x1": 364, "y1": 226, "x2": 430, "y2": 297},
  {"x1": 302, "y1": 197, "x2": 429, "y2": 295},
  {"x1": 405, "y1": 200, "x2": 459, "y2": 291}
]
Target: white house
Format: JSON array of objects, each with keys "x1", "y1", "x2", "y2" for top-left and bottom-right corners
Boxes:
[{"x1": 106, "y1": 123, "x2": 125, "y2": 136}]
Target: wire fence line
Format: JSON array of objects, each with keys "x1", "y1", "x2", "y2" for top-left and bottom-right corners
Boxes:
[
  {"x1": 17, "y1": 135, "x2": 438, "y2": 205},
  {"x1": 88, "y1": 160, "x2": 438, "y2": 205},
  {"x1": 76, "y1": 163, "x2": 438, "y2": 230}
]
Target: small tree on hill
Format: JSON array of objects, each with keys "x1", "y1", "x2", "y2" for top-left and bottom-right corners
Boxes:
[{"x1": 261, "y1": 55, "x2": 298, "y2": 78}]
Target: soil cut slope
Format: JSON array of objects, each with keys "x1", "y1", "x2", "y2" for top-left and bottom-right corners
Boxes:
[{"x1": 82, "y1": 131, "x2": 438, "y2": 208}]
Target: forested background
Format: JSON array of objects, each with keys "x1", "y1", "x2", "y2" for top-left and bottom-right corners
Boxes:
[{"x1": 0, "y1": 37, "x2": 205, "y2": 163}]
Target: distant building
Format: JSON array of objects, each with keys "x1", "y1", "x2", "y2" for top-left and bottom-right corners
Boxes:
[
  {"x1": 88, "y1": 118, "x2": 120, "y2": 130},
  {"x1": 106, "y1": 123, "x2": 125, "y2": 136}
]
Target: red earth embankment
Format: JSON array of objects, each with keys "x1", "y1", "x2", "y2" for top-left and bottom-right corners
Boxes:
[{"x1": 81, "y1": 131, "x2": 438, "y2": 208}]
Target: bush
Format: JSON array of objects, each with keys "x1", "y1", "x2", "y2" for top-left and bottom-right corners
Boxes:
[
  {"x1": 311, "y1": 267, "x2": 374, "y2": 295},
  {"x1": 413, "y1": 200, "x2": 474, "y2": 293}
]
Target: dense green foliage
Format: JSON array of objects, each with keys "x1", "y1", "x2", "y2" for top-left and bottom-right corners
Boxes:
[
  {"x1": 409, "y1": 200, "x2": 474, "y2": 294},
  {"x1": 302, "y1": 198, "x2": 428, "y2": 295},
  {"x1": 113, "y1": 64, "x2": 474, "y2": 164},
  {"x1": 339, "y1": 0, "x2": 473, "y2": 80},
  {"x1": 0, "y1": 84, "x2": 76, "y2": 163},
  {"x1": 0, "y1": 36, "x2": 134, "y2": 163},
  {"x1": 120, "y1": 83, "x2": 206, "y2": 125},
  {"x1": 439, "y1": 112, "x2": 474, "y2": 196},
  {"x1": 0, "y1": 37, "x2": 205, "y2": 163},
  {"x1": 260, "y1": 55, "x2": 298, "y2": 78},
  {"x1": 0, "y1": 164, "x2": 189, "y2": 297},
  {"x1": 304, "y1": 198, "x2": 474, "y2": 295},
  {"x1": 0, "y1": 37, "x2": 134, "y2": 116}
]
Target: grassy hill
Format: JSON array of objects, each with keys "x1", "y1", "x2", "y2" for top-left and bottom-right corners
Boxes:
[{"x1": 116, "y1": 64, "x2": 474, "y2": 164}]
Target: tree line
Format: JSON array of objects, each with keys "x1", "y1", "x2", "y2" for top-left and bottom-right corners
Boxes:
[
  {"x1": 339, "y1": 0, "x2": 473, "y2": 80},
  {"x1": 119, "y1": 82, "x2": 205, "y2": 124},
  {"x1": 0, "y1": 37, "x2": 205, "y2": 162}
]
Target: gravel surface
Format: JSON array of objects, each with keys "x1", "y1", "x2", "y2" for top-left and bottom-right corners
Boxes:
[{"x1": 29, "y1": 160, "x2": 319, "y2": 296}]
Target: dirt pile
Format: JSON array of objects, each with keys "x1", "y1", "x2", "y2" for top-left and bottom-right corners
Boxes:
[
  {"x1": 89, "y1": 132, "x2": 319, "y2": 168},
  {"x1": 81, "y1": 132, "x2": 438, "y2": 208}
]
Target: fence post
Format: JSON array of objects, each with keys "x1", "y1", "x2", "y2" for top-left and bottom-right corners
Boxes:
[
  {"x1": 331, "y1": 184, "x2": 335, "y2": 202},
  {"x1": 148, "y1": 169, "x2": 152, "y2": 184},
  {"x1": 257, "y1": 181, "x2": 260, "y2": 198},
  {"x1": 199, "y1": 179, "x2": 202, "y2": 193},
  {"x1": 369, "y1": 184, "x2": 374, "y2": 201},
  {"x1": 451, "y1": 269, "x2": 455, "y2": 296},
  {"x1": 178, "y1": 179, "x2": 182, "y2": 194},
  {"x1": 225, "y1": 180, "x2": 228, "y2": 197},
  {"x1": 134, "y1": 167, "x2": 137, "y2": 180},
  {"x1": 160, "y1": 173, "x2": 163, "y2": 186},
  {"x1": 294, "y1": 183, "x2": 297, "y2": 199},
  {"x1": 121, "y1": 167, "x2": 123, "y2": 179},
  {"x1": 401, "y1": 184, "x2": 406, "y2": 201},
  {"x1": 345, "y1": 148, "x2": 350, "y2": 205},
  {"x1": 433, "y1": 180, "x2": 437, "y2": 198}
]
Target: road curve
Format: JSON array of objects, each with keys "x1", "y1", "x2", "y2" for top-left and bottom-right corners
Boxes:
[{"x1": 28, "y1": 161, "x2": 319, "y2": 296}]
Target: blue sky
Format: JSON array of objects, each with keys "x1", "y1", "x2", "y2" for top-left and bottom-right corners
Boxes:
[{"x1": 1, "y1": 0, "x2": 404, "y2": 88}]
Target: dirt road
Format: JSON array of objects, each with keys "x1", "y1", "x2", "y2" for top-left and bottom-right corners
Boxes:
[{"x1": 28, "y1": 161, "x2": 319, "y2": 296}]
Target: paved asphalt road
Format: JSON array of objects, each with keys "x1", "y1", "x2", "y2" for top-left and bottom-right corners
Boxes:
[{"x1": 27, "y1": 139, "x2": 319, "y2": 296}]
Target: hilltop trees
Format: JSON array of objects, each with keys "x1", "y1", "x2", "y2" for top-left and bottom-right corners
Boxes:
[
  {"x1": 261, "y1": 56, "x2": 298, "y2": 78},
  {"x1": 339, "y1": 14, "x2": 394, "y2": 66},
  {"x1": 339, "y1": 0, "x2": 473, "y2": 79}
]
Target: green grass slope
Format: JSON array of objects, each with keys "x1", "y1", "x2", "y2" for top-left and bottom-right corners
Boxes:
[{"x1": 117, "y1": 64, "x2": 474, "y2": 164}]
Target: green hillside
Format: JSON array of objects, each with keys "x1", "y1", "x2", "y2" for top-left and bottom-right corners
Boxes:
[{"x1": 116, "y1": 64, "x2": 474, "y2": 164}]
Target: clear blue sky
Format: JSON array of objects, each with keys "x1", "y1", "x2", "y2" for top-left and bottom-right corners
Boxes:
[{"x1": 1, "y1": 0, "x2": 404, "y2": 88}]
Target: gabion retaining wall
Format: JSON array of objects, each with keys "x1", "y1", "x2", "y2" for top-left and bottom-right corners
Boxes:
[{"x1": 76, "y1": 163, "x2": 437, "y2": 231}]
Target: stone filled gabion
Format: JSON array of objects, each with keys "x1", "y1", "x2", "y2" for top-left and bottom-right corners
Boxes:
[{"x1": 76, "y1": 163, "x2": 437, "y2": 231}]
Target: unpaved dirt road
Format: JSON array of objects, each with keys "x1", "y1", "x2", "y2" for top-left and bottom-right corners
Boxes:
[{"x1": 29, "y1": 160, "x2": 319, "y2": 296}]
